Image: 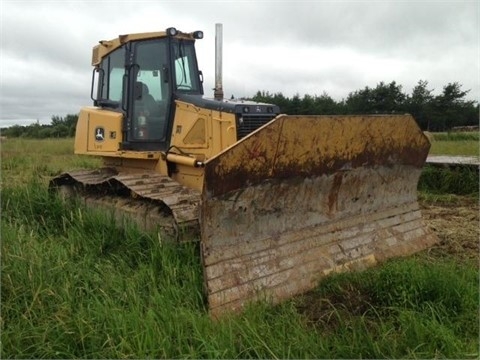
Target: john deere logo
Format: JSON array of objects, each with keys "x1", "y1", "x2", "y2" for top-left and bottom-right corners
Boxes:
[{"x1": 95, "y1": 127, "x2": 105, "y2": 141}]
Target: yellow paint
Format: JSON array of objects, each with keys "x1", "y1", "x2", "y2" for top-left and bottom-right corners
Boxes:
[
  {"x1": 206, "y1": 114, "x2": 430, "y2": 178},
  {"x1": 170, "y1": 100, "x2": 237, "y2": 159},
  {"x1": 154, "y1": 156, "x2": 169, "y2": 176},
  {"x1": 74, "y1": 99, "x2": 239, "y2": 191},
  {"x1": 92, "y1": 31, "x2": 198, "y2": 66},
  {"x1": 103, "y1": 157, "x2": 158, "y2": 171},
  {"x1": 166, "y1": 153, "x2": 202, "y2": 167},
  {"x1": 211, "y1": 111, "x2": 237, "y2": 155},
  {"x1": 165, "y1": 100, "x2": 237, "y2": 189},
  {"x1": 170, "y1": 164, "x2": 204, "y2": 191},
  {"x1": 75, "y1": 107, "x2": 123, "y2": 154},
  {"x1": 183, "y1": 117, "x2": 206, "y2": 145}
]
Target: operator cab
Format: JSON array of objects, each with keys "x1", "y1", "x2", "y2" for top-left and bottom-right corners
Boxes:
[{"x1": 91, "y1": 28, "x2": 204, "y2": 151}]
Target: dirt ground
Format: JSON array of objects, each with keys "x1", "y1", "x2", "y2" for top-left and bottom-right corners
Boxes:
[{"x1": 420, "y1": 195, "x2": 479, "y2": 262}]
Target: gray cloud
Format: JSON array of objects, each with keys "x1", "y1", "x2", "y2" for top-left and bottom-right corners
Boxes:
[{"x1": 1, "y1": 0, "x2": 478, "y2": 126}]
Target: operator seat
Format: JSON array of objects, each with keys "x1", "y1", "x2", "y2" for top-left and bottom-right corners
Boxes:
[{"x1": 135, "y1": 82, "x2": 157, "y2": 116}]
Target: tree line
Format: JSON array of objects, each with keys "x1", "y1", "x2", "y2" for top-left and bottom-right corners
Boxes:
[
  {"x1": 1, "y1": 80, "x2": 477, "y2": 138},
  {"x1": 250, "y1": 80, "x2": 478, "y2": 131},
  {"x1": 1, "y1": 114, "x2": 78, "y2": 139}
]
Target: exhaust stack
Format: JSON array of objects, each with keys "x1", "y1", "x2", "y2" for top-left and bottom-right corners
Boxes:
[{"x1": 214, "y1": 23, "x2": 224, "y2": 100}]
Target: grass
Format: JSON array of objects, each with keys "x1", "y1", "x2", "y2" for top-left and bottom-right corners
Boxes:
[
  {"x1": 429, "y1": 131, "x2": 479, "y2": 157},
  {"x1": 297, "y1": 258, "x2": 478, "y2": 358},
  {"x1": 423, "y1": 131, "x2": 479, "y2": 195},
  {"x1": 1, "y1": 138, "x2": 101, "y2": 185},
  {"x1": 2, "y1": 182, "x2": 478, "y2": 358},
  {"x1": 1, "y1": 184, "x2": 205, "y2": 358},
  {"x1": 1, "y1": 137, "x2": 479, "y2": 358},
  {"x1": 419, "y1": 165, "x2": 478, "y2": 196}
]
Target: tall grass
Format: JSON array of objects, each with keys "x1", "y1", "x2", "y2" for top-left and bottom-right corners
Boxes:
[
  {"x1": 433, "y1": 132, "x2": 479, "y2": 142},
  {"x1": 2, "y1": 180, "x2": 205, "y2": 358},
  {"x1": 297, "y1": 258, "x2": 479, "y2": 358},
  {"x1": 1, "y1": 137, "x2": 479, "y2": 358},
  {"x1": 1, "y1": 180, "x2": 478, "y2": 358},
  {"x1": 1, "y1": 138, "x2": 101, "y2": 185},
  {"x1": 419, "y1": 165, "x2": 479, "y2": 196}
]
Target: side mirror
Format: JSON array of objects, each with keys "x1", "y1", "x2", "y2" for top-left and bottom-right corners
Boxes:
[{"x1": 91, "y1": 68, "x2": 103, "y2": 103}]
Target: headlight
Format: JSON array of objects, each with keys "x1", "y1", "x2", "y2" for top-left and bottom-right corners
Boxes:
[
  {"x1": 193, "y1": 31, "x2": 204, "y2": 39},
  {"x1": 166, "y1": 27, "x2": 178, "y2": 36}
]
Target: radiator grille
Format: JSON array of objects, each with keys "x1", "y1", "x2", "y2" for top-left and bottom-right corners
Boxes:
[{"x1": 237, "y1": 114, "x2": 277, "y2": 139}]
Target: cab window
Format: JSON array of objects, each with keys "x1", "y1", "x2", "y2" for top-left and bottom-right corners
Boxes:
[
  {"x1": 172, "y1": 41, "x2": 201, "y2": 93},
  {"x1": 100, "y1": 47, "x2": 125, "y2": 104}
]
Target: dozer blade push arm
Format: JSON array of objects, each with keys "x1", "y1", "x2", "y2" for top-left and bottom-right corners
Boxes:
[{"x1": 200, "y1": 114, "x2": 437, "y2": 317}]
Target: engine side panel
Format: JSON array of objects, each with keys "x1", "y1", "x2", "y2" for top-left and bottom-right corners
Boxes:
[{"x1": 75, "y1": 107, "x2": 123, "y2": 154}]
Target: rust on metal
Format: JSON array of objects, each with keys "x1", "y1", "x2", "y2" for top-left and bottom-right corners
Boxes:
[
  {"x1": 201, "y1": 114, "x2": 436, "y2": 317},
  {"x1": 204, "y1": 114, "x2": 430, "y2": 198}
]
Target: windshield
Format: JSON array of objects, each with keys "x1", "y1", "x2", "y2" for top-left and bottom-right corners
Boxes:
[{"x1": 172, "y1": 40, "x2": 202, "y2": 94}]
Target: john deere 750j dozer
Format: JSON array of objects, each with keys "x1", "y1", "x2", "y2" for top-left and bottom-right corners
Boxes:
[{"x1": 51, "y1": 25, "x2": 437, "y2": 317}]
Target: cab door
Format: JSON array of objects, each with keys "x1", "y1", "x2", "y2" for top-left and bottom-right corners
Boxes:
[{"x1": 126, "y1": 39, "x2": 172, "y2": 150}]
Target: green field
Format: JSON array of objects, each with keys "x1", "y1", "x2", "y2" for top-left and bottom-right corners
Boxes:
[
  {"x1": 1, "y1": 137, "x2": 479, "y2": 358},
  {"x1": 429, "y1": 131, "x2": 479, "y2": 156}
]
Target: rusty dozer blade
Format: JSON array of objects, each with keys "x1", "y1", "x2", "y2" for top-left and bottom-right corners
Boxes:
[{"x1": 200, "y1": 114, "x2": 438, "y2": 317}]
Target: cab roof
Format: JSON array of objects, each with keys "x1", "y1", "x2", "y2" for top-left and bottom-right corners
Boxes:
[{"x1": 92, "y1": 29, "x2": 200, "y2": 66}]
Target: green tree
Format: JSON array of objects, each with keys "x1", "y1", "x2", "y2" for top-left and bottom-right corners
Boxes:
[
  {"x1": 345, "y1": 86, "x2": 374, "y2": 113},
  {"x1": 432, "y1": 82, "x2": 476, "y2": 131},
  {"x1": 300, "y1": 94, "x2": 315, "y2": 114},
  {"x1": 290, "y1": 94, "x2": 301, "y2": 114},
  {"x1": 51, "y1": 124, "x2": 69, "y2": 138},
  {"x1": 371, "y1": 81, "x2": 406, "y2": 113},
  {"x1": 51, "y1": 114, "x2": 78, "y2": 137},
  {"x1": 38, "y1": 127, "x2": 53, "y2": 139},
  {"x1": 345, "y1": 81, "x2": 406, "y2": 114},
  {"x1": 405, "y1": 80, "x2": 434, "y2": 130},
  {"x1": 2, "y1": 125, "x2": 24, "y2": 137},
  {"x1": 314, "y1": 92, "x2": 340, "y2": 114}
]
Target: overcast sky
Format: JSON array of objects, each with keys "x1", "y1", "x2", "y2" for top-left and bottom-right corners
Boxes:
[{"x1": 1, "y1": 0, "x2": 478, "y2": 127}]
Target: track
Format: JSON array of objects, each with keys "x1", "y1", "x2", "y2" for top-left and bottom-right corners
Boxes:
[{"x1": 49, "y1": 168, "x2": 201, "y2": 241}]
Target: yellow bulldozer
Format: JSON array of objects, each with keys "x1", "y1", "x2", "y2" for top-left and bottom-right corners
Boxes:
[{"x1": 50, "y1": 24, "x2": 437, "y2": 317}]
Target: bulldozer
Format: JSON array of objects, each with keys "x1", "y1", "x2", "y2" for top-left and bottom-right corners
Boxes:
[{"x1": 50, "y1": 24, "x2": 437, "y2": 317}]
